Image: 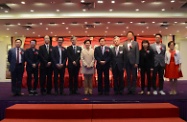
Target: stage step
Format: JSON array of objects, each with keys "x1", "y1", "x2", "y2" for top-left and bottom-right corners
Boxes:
[
  {"x1": 3, "y1": 103, "x2": 185, "y2": 121},
  {"x1": 5, "y1": 104, "x2": 92, "y2": 119},
  {"x1": 92, "y1": 103, "x2": 179, "y2": 118},
  {"x1": 1, "y1": 118, "x2": 185, "y2": 122}
]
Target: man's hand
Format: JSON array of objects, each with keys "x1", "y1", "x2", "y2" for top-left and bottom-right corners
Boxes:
[
  {"x1": 73, "y1": 61, "x2": 77, "y2": 66},
  {"x1": 100, "y1": 61, "x2": 106, "y2": 65},
  {"x1": 47, "y1": 62, "x2": 51, "y2": 67},
  {"x1": 134, "y1": 64, "x2": 138, "y2": 68}
]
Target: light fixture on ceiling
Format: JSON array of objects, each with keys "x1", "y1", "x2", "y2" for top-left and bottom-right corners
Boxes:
[
  {"x1": 56, "y1": 9, "x2": 60, "y2": 12},
  {"x1": 32, "y1": 32, "x2": 35, "y2": 34},
  {"x1": 152, "y1": 21, "x2": 155, "y2": 23},
  {"x1": 107, "y1": 22, "x2": 111, "y2": 24},
  {"x1": 15, "y1": 32, "x2": 18, "y2": 34},
  {"x1": 46, "y1": 27, "x2": 48, "y2": 30},
  {"x1": 135, "y1": 9, "x2": 139, "y2": 11},
  {"x1": 174, "y1": 22, "x2": 178, "y2": 24},
  {"x1": 97, "y1": 0, "x2": 103, "y2": 3},
  {"x1": 130, "y1": 21, "x2": 133, "y2": 23},
  {"x1": 109, "y1": 9, "x2": 113, "y2": 12},
  {"x1": 30, "y1": 9, "x2": 34, "y2": 12},
  {"x1": 81, "y1": 0, "x2": 85, "y2": 3},
  {"x1": 170, "y1": 0, "x2": 175, "y2": 3},
  {"x1": 6, "y1": 28, "x2": 9, "y2": 30},
  {"x1": 141, "y1": 0, "x2": 145, "y2": 3},
  {"x1": 39, "y1": 23, "x2": 43, "y2": 25},
  {"x1": 111, "y1": 1, "x2": 115, "y2": 3},
  {"x1": 21, "y1": 1, "x2": 25, "y2": 4},
  {"x1": 62, "y1": 22, "x2": 65, "y2": 24},
  {"x1": 161, "y1": 8, "x2": 165, "y2": 11},
  {"x1": 66, "y1": 27, "x2": 69, "y2": 30},
  {"x1": 82, "y1": 9, "x2": 86, "y2": 11},
  {"x1": 4, "y1": 10, "x2": 9, "y2": 13}
]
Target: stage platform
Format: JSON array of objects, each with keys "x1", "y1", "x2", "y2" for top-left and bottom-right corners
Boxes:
[{"x1": 0, "y1": 81, "x2": 187, "y2": 121}]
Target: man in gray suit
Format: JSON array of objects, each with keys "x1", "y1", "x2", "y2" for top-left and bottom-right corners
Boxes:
[
  {"x1": 8, "y1": 39, "x2": 25, "y2": 96},
  {"x1": 150, "y1": 33, "x2": 166, "y2": 95},
  {"x1": 123, "y1": 31, "x2": 139, "y2": 94},
  {"x1": 111, "y1": 36, "x2": 124, "y2": 95}
]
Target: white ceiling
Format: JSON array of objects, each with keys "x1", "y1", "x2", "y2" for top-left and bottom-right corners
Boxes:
[{"x1": 0, "y1": 0, "x2": 187, "y2": 38}]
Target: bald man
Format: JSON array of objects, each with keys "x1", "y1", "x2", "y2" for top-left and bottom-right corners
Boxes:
[{"x1": 39, "y1": 35, "x2": 53, "y2": 95}]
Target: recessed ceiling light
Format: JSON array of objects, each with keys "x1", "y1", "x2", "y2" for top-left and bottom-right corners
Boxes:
[
  {"x1": 106, "y1": 27, "x2": 109, "y2": 29},
  {"x1": 161, "y1": 8, "x2": 165, "y2": 11},
  {"x1": 111, "y1": 1, "x2": 115, "y2": 3},
  {"x1": 6, "y1": 28, "x2": 9, "y2": 30},
  {"x1": 82, "y1": 9, "x2": 86, "y2": 12},
  {"x1": 121, "y1": 34, "x2": 123, "y2": 36},
  {"x1": 66, "y1": 27, "x2": 69, "y2": 30},
  {"x1": 146, "y1": 26, "x2": 149, "y2": 29},
  {"x1": 21, "y1": 1, "x2": 25, "y2": 4},
  {"x1": 62, "y1": 22, "x2": 65, "y2": 24},
  {"x1": 56, "y1": 9, "x2": 60, "y2": 12},
  {"x1": 105, "y1": 31, "x2": 108, "y2": 33},
  {"x1": 126, "y1": 26, "x2": 129, "y2": 29},
  {"x1": 159, "y1": 31, "x2": 162, "y2": 33},
  {"x1": 174, "y1": 22, "x2": 178, "y2": 24},
  {"x1": 177, "y1": 30, "x2": 180, "y2": 32},
  {"x1": 97, "y1": 0, "x2": 103, "y2": 3},
  {"x1": 170, "y1": 0, "x2": 175, "y2": 3},
  {"x1": 85, "y1": 31, "x2": 87, "y2": 33},
  {"x1": 130, "y1": 22, "x2": 133, "y2": 23},
  {"x1": 30, "y1": 10, "x2": 34, "y2": 12},
  {"x1": 107, "y1": 22, "x2": 111, "y2": 24},
  {"x1": 46, "y1": 27, "x2": 48, "y2": 30},
  {"x1": 38, "y1": 35, "x2": 41, "y2": 37},
  {"x1": 84, "y1": 22, "x2": 88, "y2": 24},
  {"x1": 165, "y1": 27, "x2": 168, "y2": 29},
  {"x1": 51, "y1": 32, "x2": 53, "y2": 34},
  {"x1": 39, "y1": 23, "x2": 43, "y2": 25},
  {"x1": 32, "y1": 32, "x2": 35, "y2": 34},
  {"x1": 142, "y1": 30, "x2": 144, "y2": 33},
  {"x1": 81, "y1": 0, "x2": 85, "y2": 3},
  {"x1": 15, "y1": 32, "x2": 18, "y2": 34},
  {"x1": 26, "y1": 28, "x2": 30, "y2": 30},
  {"x1": 141, "y1": 0, "x2": 145, "y2": 3},
  {"x1": 18, "y1": 23, "x2": 21, "y2": 25},
  {"x1": 69, "y1": 31, "x2": 71, "y2": 33},
  {"x1": 109, "y1": 9, "x2": 113, "y2": 12},
  {"x1": 137, "y1": 34, "x2": 140, "y2": 36},
  {"x1": 152, "y1": 21, "x2": 155, "y2": 23},
  {"x1": 4, "y1": 10, "x2": 9, "y2": 13},
  {"x1": 135, "y1": 9, "x2": 139, "y2": 11}
]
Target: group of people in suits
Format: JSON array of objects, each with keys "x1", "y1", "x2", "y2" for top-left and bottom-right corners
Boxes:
[{"x1": 8, "y1": 31, "x2": 182, "y2": 96}]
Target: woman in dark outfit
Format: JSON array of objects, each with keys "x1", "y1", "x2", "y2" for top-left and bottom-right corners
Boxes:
[{"x1": 138, "y1": 40, "x2": 154, "y2": 95}]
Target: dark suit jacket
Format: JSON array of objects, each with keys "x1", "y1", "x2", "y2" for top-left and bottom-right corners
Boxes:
[
  {"x1": 39, "y1": 44, "x2": 53, "y2": 69},
  {"x1": 94, "y1": 46, "x2": 112, "y2": 69},
  {"x1": 123, "y1": 40, "x2": 139, "y2": 67},
  {"x1": 8, "y1": 48, "x2": 25, "y2": 72},
  {"x1": 51, "y1": 46, "x2": 67, "y2": 68},
  {"x1": 67, "y1": 45, "x2": 82, "y2": 68},
  {"x1": 150, "y1": 43, "x2": 166, "y2": 67},
  {"x1": 25, "y1": 48, "x2": 40, "y2": 71},
  {"x1": 138, "y1": 48, "x2": 154, "y2": 69},
  {"x1": 111, "y1": 46, "x2": 124, "y2": 71}
]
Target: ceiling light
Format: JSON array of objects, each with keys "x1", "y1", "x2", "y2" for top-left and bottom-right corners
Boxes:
[
  {"x1": 32, "y1": 32, "x2": 35, "y2": 34},
  {"x1": 6, "y1": 28, "x2": 9, "y2": 30},
  {"x1": 81, "y1": 0, "x2": 85, "y2": 3},
  {"x1": 161, "y1": 8, "x2": 165, "y2": 11},
  {"x1": 111, "y1": 1, "x2": 115, "y2": 3},
  {"x1": 97, "y1": 0, "x2": 103, "y2": 3},
  {"x1": 15, "y1": 32, "x2": 18, "y2": 34},
  {"x1": 106, "y1": 27, "x2": 109, "y2": 29},
  {"x1": 107, "y1": 22, "x2": 111, "y2": 24},
  {"x1": 146, "y1": 26, "x2": 149, "y2": 29},
  {"x1": 84, "y1": 22, "x2": 88, "y2": 24},
  {"x1": 141, "y1": 0, "x2": 145, "y2": 3},
  {"x1": 51, "y1": 32, "x2": 53, "y2": 34},
  {"x1": 30, "y1": 10, "x2": 34, "y2": 12},
  {"x1": 62, "y1": 22, "x2": 65, "y2": 24},
  {"x1": 21, "y1": 1, "x2": 25, "y2": 4},
  {"x1": 177, "y1": 30, "x2": 180, "y2": 32},
  {"x1": 85, "y1": 31, "x2": 87, "y2": 33},
  {"x1": 121, "y1": 34, "x2": 123, "y2": 36},
  {"x1": 135, "y1": 9, "x2": 139, "y2": 11},
  {"x1": 170, "y1": 0, "x2": 175, "y2": 3},
  {"x1": 39, "y1": 23, "x2": 43, "y2": 25},
  {"x1": 38, "y1": 35, "x2": 41, "y2": 37},
  {"x1": 4, "y1": 10, "x2": 9, "y2": 13},
  {"x1": 56, "y1": 9, "x2": 60, "y2": 12},
  {"x1": 174, "y1": 22, "x2": 178, "y2": 24},
  {"x1": 152, "y1": 21, "x2": 155, "y2": 23},
  {"x1": 82, "y1": 9, "x2": 86, "y2": 12},
  {"x1": 142, "y1": 30, "x2": 144, "y2": 33},
  {"x1": 137, "y1": 34, "x2": 140, "y2": 36},
  {"x1": 66, "y1": 27, "x2": 69, "y2": 30},
  {"x1": 159, "y1": 31, "x2": 162, "y2": 33},
  {"x1": 46, "y1": 27, "x2": 48, "y2": 30},
  {"x1": 69, "y1": 31, "x2": 71, "y2": 33},
  {"x1": 130, "y1": 22, "x2": 133, "y2": 23},
  {"x1": 126, "y1": 26, "x2": 129, "y2": 29},
  {"x1": 109, "y1": 9, "x2": 113, "y2": 12},
  {"x1": 17, "y1": 23, "x2": 21, "y2": 25}
]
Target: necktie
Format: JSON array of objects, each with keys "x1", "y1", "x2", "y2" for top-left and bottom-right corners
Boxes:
[
  {"x1": 115, "y1": 47, "x2": 119, "y2": 56},
  {"x1": 46, "y1": 45, "x2": 49, "y2": 53},
  {"x1": 59, "y1": 47, "x2": 62, "y2": 64},
  {"x1": 101, "y1": 46, "x2": 104, "y2": 55},
  {"x1": 74, "y1": 46, "x2": 76, "y2": 54},
  {"x1": 16, "y1": 48, "x2": 19, "y2": 64}
]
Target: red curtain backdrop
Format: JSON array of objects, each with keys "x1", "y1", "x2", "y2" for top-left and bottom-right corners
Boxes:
[{"x1": 22, "y1": 36, "x2": 157, "y2": 88}]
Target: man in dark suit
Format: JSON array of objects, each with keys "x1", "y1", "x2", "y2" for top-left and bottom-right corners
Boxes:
[
  {"x1": 51, "y1": 37, "x2": 67, "y2": 95},
  {"x1": 123, "y1": 31, "x2": 139, "y2": 95},
  {"x1": 94, "y1": 37, "x2": 112, "y2": 95},
  {"x1": 25, "y1": 40, "x2": 39, "y2": 96},
  {"x1": 39, "y1": 35, "x2": 53, "y2": 95},
  {"x1": 111, "y1": 36, "x2": 124, "y2": 95},
  {"x1": 67, "y1": 36, "x2": 82, "y2": 94},
  {"x1": 8, "y1": 39, "x2": 25, "y2": 96},
  {"x1": 150, "y1": 33, "x2": 166, "y2": 95}
]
